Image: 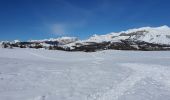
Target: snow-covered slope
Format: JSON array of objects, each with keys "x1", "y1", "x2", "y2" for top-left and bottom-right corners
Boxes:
[
  {"x1": 29, "y1": 37, "x2": 78, "y2": 45},
  {"x1": 87, "y1": 25, "x2": 170, "y2": 45},
  {"x1": 120, "y1": 25, "x2": 170, "y2": 44},
  {"x1": 0, "y1": 42, "x2": 2, "y2": 48},
  {"x1": 1, "y1": 48, "x2": 170, "y2": 100},
  {"x1": 87, "y1": 33, "x2": 118, "y2": 42}
]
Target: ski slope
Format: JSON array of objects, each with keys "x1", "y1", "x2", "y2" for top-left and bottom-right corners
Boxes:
[{"x1": 0, "y1": 48, "x2": 170, "y2": 100}]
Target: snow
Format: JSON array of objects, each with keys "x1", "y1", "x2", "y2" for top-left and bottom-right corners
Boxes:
[
  {"x1": 29, "y1": 37, "x2": 78, "y2": 44},
  {"x1": 87, "y1": 33, "x2": 118, "y2": 42},
  {"x1": 14, "y1": 40, "x2": 20, "y2": 43},
  {"x1": 0, "y1": 42, "x2": 2, "y2": 48},
  {"x1": 120, "y1": 25, "x2": 170, "y2": 34},
  {"x1": 111, "y1": 36, "x2": 130, "y2": 42},
  {"x1": 85, "y1": 25, "x2": 170, "y2": 45},
  {"x1": 1, "y1": 48, "x2": 170, "y2": 100},
  {"x1": 121, "y1": 25, "x2": 170, "y2": 44}
]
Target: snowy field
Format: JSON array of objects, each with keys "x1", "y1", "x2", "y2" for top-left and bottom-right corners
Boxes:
[{"x1": 1, "y1": 48, "x2": 170, "y2": 100}]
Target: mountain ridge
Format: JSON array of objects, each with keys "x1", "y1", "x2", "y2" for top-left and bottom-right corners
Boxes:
[
  {"x1": 1, "y1": 25, "x2": 170, "y2": 51},
  {"x1": 87, "y1": 25, "x2": 170, "y2": 44}
]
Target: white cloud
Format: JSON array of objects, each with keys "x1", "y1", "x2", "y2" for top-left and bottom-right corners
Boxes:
[
  {"x1": 51, "y1": 24, "x2": 67, "y2": 35},
  {"x1": 50, "y1": 21, "x2": 87, "y2": 35}
]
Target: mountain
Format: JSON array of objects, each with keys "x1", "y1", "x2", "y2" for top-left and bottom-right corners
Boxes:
[
  {"x1": 29, "y1": 37, "x2": 79, "y2": 45},
  {"x1": 62, "y1": 25, "x2": 170, "y2": 51},
  {"x1": 87, "y1": 25, "x2": 170, "y2": 44},
  {"x1": 1, "y1": 26, "x2": 170, "y2": 51},
  {"x1": 0, "y1": 37, "x2": 79, "y2": 49}
]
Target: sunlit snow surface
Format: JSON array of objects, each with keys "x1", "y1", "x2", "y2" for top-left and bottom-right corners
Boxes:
[{"x1": 1, "y1": 48, "x2": 170, "y2": 100}]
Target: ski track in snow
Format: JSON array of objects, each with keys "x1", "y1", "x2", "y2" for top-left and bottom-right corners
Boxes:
[
  {"x1": 89, "y1": 53, "x2": 105, "y2": 66},
  {"x1": 88, "y1": 63, "x2": 170, "y2": 100},
  {"x1": 26, "y1": 50, "x2": 59, "y2": 61}
]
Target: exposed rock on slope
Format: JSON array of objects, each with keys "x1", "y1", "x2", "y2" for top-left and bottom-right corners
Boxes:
[{"x1": 63, "y1": 26, "x2": 170, "y2": 51}]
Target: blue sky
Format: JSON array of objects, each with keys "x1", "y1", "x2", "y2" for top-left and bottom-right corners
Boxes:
[{"x1": 0, "y1": 0, "x2": 170, "y2": 41}]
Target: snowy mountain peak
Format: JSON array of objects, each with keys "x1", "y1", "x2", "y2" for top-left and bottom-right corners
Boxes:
[
  {"x1": 121, "y1": 25, "x2": 170, "y2": 35},
  {"x1": 87, "y1": 34, "x2": 114, "y2": 42},
  {"x1": 87, "y1": 25, "x2": 170, "y2": 45},
  {"x1": 118, "y1": 26, "x2": 170, "y2": 44},
  {"x1": 29, "y1": 37, "x2": 78, "y2": 43}
]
